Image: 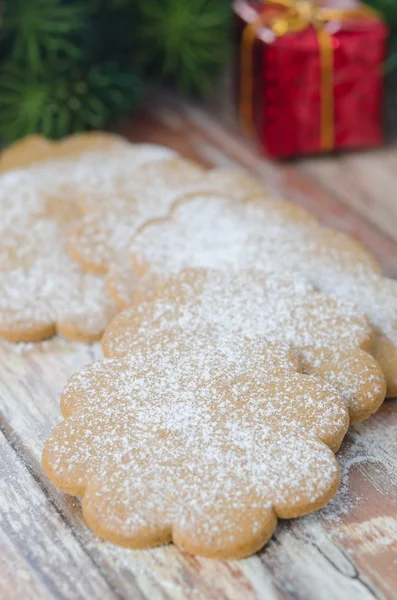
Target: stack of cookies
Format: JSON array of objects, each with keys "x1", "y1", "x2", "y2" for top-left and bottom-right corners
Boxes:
[{"x1": 1, "y1": 133, "x2": 396, "y2": 559}]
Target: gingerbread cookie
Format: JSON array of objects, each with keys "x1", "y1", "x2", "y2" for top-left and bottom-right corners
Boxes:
[
  {"x1": 68, "y1": 159, "x2": 207, "y2": 274},
  {"x1": 123, "y1": 193, "x2": 377, "y2": 281},
  {"x1": 0, "y1": 139, "x2": 178, "y2": 341},
  {"x1": 0, "y1": 215, "x2": 117, "y2": 342},
  {"x1": 0, "y1": 135, "x2": 55, "y2": 172},
  {"x1": 112, "y1": 191, "x2": 396, "y2": 397},
  {"x1": 66, "y1": 164, "x2": 279, "y2": 276},
  {"x1": 25, "y1": 140, "x2": 178, "y2": 213},
  {"x1": 332, "y1": 273, "x2": 397, "y2": 397},
  {"x1": 77, "y1": 164, "x2": 271, "y2": 215},
  {"x1": 50, "y1": 131, "x2": 130, "y2": 159},
  {"x1": 275, "y1": 234, "x2": 396, "y2": 398},
  {"x1": 105, "y1": 264, "x2": 144, "y2": 310},
  {"x1": 103, "y1": 269, "x2": 386, "y2": 423},
  {"x1": 104, "y1": 193, "x2": 316, "y2": 306},
  {"x1": 105, "y1": 266, "x2": 158, "y2": 310},
  {"x1": 0, "y1": 154, "x2": 118, "y2": 341},
  {"x1": 190, "y1": 168, "x2": 271, "y2": 202},
  {"x1": 43, "y1": 330, "x2": 348, "y2": 558}
]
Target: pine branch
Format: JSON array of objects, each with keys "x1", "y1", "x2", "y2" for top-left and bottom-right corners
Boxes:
[
  {"x1": 0, "y1": 60, "x2": 142, "y2": 141},
  {"x1": 136, "y1": 0, "x2": 230, "y2": 94},
  {"x1": 2, "y1": 0, "x2": 94, "y2": 71},
  {"x1": 0, "y1": 0, "x2": 231, "y2": 139}
]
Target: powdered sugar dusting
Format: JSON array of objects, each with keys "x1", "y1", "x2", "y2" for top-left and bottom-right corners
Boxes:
[
  {"x1": 104, "y1": 269, "x2": 385, "y2": 421},
  {"x1": 0, "y1": 141, "x2": 179, "y2": 341},
  {"x1": 68, "y1": 159, "x2": 206, "y2": 272},
  {"x1": 44, "y1": 332, "x2": 347, "y2": 557},
  {"x1": 128, "y1": 194, "x2": 378, "y2": 280},
  {"x1": 67, "y1": 163, "x2": 280, "y2": 273},
  {"x1": 125, "y1": 192, "x2": 396, "y2": 394}
]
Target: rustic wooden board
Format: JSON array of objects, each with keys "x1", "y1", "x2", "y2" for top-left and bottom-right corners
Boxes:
[
  {"x1": 1, "y1": 98, "x2": 396, "y2": 599},
  {"x1": 300, "y1": 151, "x2": 397, "y2": 246}
]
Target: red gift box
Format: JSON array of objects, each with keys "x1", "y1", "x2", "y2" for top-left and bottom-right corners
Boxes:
[{"x1": 234, "y1": 0, "x2": 389, "y2": 158}]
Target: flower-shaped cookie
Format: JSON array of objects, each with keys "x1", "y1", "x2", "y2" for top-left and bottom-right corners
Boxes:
[
  {"x1": 103, "y1": 269, "x2": 386, "y2": 423},
  {"x1": 67, "y1": 159, "x2": 207, "y2": 274},
  {"x1": 0, "y1": 136, "x2": 178, "y2": 342},
  {"x1": 108, "y1": 192, "x2": 397, "y2": 397},
  {"x1": 43, "y1": 330, "x2": 348, "y2": 558},
  {"x1": 0, "y1": 217, "x2": 118, "y2": 342},
  {"x1": 66, "y1": 163, "x2": 280, "y2": 275},
  {"x1": 105, "y1": 193, "x2": 316, "y2": 307},
  {"x1": 107, "y1": 193, "x2": 376, "y2": 304},
  {"x1": 330, "y1": 273, "x2": 397, "y2": 397},
  {"x1": 0, "y1": 152, "x2": 117, "y2": 341}
]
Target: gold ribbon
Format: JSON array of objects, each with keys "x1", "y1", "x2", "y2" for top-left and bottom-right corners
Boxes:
[{"x1": 240, "y1": 0, "x2": 381, "y2": 151}]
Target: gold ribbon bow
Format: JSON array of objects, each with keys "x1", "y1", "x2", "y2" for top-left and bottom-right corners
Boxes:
[{"x1": 240, "y1": 0, "x2": 381, "y2": 151}]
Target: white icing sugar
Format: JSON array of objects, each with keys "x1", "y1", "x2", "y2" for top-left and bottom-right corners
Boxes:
[
  {"x1": 0, "y1": 143, "x2": 178, "y2": 340},
  {"x1": 322, "y1": 272, "x2": 397, "y2": 348},
  {"x1": 119, "y1": 271, "x2": 369, "y2": 350},
  {"x1": 104, "y1": 269, "x2": 385, "y2": 421},
  {"x1": 67, "y1": 160, "x2": 207, "y2": 271},
  {"x1": 130, "y1": 194, "x2": 376, "y2": 279},
  {"x1": 0, "y1": 220, "x2": 116, "y2": 338},
  {"x1": 127, "y1": 193, "x2": 396, "y2": 356},
  {"x1": 67, "y1": 166, "x2": 286, "y2": 273},
  {"x1": 78, "y1": 157, "x2": 205, "y2": 213},
  {"x1": 44, "y1": 332, "x2": 347, "y2": 554},
  {"x1": 26, "y1": 143, "x2": 178, "y2": 208},
  {"x1": 129, "y1": 195, "x2": 301, "y2": 274}
]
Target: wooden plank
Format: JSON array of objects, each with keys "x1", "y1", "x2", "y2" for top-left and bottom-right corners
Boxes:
[
  {"x1": 0, "y1": 429, "x2": 116, "y2": 600},
  {"x1": 1, "y1": 338, "x2": 395, "y2": 599},
  {"x1": 335, "y1": 404, "x2": 397, "y2": 599},
  {"x1": 1, "y1": 98, "x2": 397, "y2": 598},
  {"x1": 300, "y1": 151, "x2": 397, "y2": 245},
  {"x1": 0, "y1": 528, "x2": 50, "y2": 600}
]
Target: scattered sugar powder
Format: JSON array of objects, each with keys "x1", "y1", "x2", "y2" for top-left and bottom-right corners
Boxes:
[
  {"x1": 0, "y1": 143, "x2": 181, "y2": 340},
  {"x1": 44, "y1": 332, "x2": 348, "y2": 553},
  {"x1": 0, "y1": 218, "x2": 116, "y2": 340},
  {"x1": 128, "y1": 194, "x2": 376, "y2": 279},
  {"x1": 104, "y1": 269, "x2": 384, "y2": 422},
  {"x1": 307, "y1": 433, "x2": 368, "y2": 524},
  {"x1": 127, "y1": 193, "x2": 396, "y2": 355},
  {"x1": 67, "y1": 163, "x2": 276, "y2": 273},
  {"x1": 304, "y1": 408, "x2": 397, "y2": 527}
]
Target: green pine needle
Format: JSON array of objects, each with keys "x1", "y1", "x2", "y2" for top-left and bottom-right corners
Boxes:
[
  {"x1": 137, "y1": 0, "x2": 230, "y2": 93},
  {"x1": 0, "y1": 61, "x2": 142, "y2": 141},
  {"x1": 2, "y1": 0, "x2": 93, "y2": 71},
  {"x1": 0, "y1": 0, "x2": 231, "y2": 140}
]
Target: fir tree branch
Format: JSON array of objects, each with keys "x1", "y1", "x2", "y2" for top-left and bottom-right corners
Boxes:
[{"x1": 0, "y1": 60, "x2": 142, "y2": 141}]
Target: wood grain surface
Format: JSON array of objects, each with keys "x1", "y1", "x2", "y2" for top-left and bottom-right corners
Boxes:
[{"x1": 1, "y1": 97, "x2": 396, "y2": 600}]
